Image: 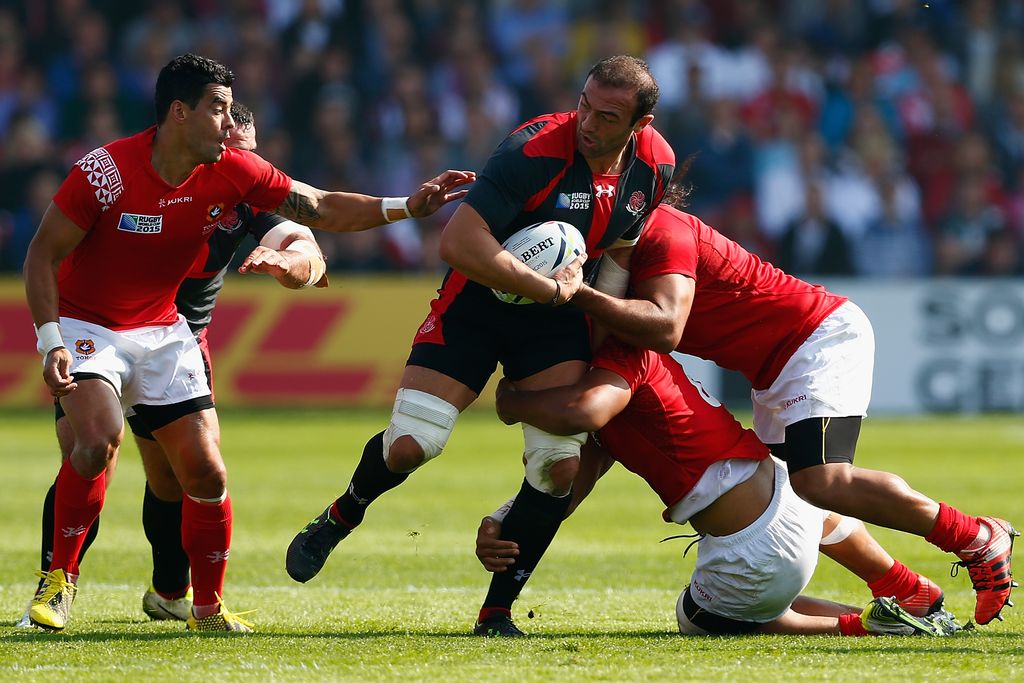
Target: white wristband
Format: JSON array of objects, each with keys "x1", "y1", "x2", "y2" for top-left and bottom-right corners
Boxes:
[
  {"x1": 35, "y1": 321, "x2": 65, "y2": 356},
  {"x1": 381, "y1": 196, "x2": 412, "y2": 223},
  {"x1": 284, "y1": 239, "x2": 326, "y2": 288}
]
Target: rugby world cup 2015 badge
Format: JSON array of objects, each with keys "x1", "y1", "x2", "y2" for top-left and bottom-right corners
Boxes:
[{"x1": 117, "y1": 213, "x2": 163, "y2": 234}]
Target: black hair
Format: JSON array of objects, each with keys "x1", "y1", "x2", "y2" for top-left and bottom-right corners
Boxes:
[
  {"x1": 154, "y1": 53, "x2": 234, "y2": 125},
  {"x1": 230, "y1": 101, "x2": 254, "y2": 129},
  {"x1": 587, "y1": 55, "x2": 660, "y2": 125},
  {"x1": 661, "y1": 154, "x2": 697, "y2": 210}
]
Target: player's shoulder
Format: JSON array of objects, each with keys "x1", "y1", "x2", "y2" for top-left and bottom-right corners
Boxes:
[
  {"x1": 633, "y1": 125, "x2": 675, "y2": 166},
  {"x1": 504, "y1": 111, "x2": 576, "y2": 158},
  {"x1": 646, "y1": 204, "x2": 701, "y2": 239},
  {"x1": 72, "y1": 127, "x2": 153, "y2": 172}
]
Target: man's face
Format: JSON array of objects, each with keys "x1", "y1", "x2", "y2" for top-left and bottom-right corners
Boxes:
[
  {"x1": 183, "y1": 84, "x2": 235, "y2": 163},
  {"x1": 225, "y1": 121, "x2": 257, "y2": 151},
  {"x1": 575, "y1": 76, "x2": 646, "y2": 161}
]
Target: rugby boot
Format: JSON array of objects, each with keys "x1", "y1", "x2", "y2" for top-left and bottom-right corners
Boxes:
[
  {"x1": 29, "y1": 569, "x2": 77, "y2": 631},
  {"x1": 473, "y1": 613, "x2": 526, "y2": 637},
  {"x1": 286, "y1": 504, "x2": 351, "y2": 583},
  {"x1": 185, "y1": 599, "x2": 254, "y2": 634},
  {"x1": 861, "y1": 597, "x2": 947, "y2": 636},
  {"x1": 897, "y1": 574, "x2": 945, "y2": 617},
  {"x1": 142, "y1": 584, "x2": 194, "y2": 621},
  {"x1": 952, "y1": 517, "x2": 1019, "y2": 625}
]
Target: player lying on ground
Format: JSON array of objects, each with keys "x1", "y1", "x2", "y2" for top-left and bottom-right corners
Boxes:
[
  {"x1": 478, "y1": 337, "x2": 960, "y2": 637},
  {"x1": 284, "y1": 56, "x2": 674, "y2": 636},
  {"x1": 23, "y1": 53, "x2": 473, "y2": 633},
  {"x1": 15, "y1": 102, "x2": 323, "y2": 628},
  {"x1": 565, "y1": 188, "x2": 1018, "y2": 626}
]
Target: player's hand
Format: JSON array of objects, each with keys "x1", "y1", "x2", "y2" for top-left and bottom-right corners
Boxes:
[
  {"x1": 42, "y1": 347, "x2": 77, "y2": 397},
  {"x1": 407, "y1": 170, "x2": 476, "y2": 218},
  {"x1": 495, "y1": 378, "x2": 519, "y2": 425},
  {"x1": 475, "y1": 516, "x2": 518, "y2": 572},
  {"x1": 553, "y1": 254, "x2": 586, "y2": 304},
  {"x1": 239, "y1": 245, "x2": 293, "y2": 282}
]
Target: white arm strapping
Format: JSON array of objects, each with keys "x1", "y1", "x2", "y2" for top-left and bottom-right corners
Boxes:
[
  {"x1": 593, "y1": 254, "x2": 630, "y2": 298},
  {"x1": 35, "y1": 321, "x2": 65, "y2": 356},
  {"x1": 259, "y1": 221, "x2": 315, "y2": 250}
]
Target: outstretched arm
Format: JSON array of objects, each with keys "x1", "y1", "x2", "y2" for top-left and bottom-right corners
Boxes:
[{"x1": 273, "y1": 170, "x2": 475, "y2": 232}]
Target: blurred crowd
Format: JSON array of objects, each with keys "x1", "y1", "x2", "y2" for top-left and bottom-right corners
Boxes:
[{"x1": 2, "y1": 0, "x2": 1024, "y2": 278}]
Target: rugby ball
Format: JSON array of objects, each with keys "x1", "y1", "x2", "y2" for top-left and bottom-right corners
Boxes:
[{"x1": 492, "y1": 221, "x2": 587, "y2": 304}]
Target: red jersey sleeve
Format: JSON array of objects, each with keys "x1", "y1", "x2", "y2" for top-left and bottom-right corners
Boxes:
[
  {"x1": 219, "y1": 148, "x2": 293, "y2": 212},
  {"x1": 631, "y1": 208, "x2": 699, "y2": 284},
  {"x1": 52, "y1": 164, "x2": 104, "y2": 232},
  {"x1": 591, "y1": 337, "x2": 650, "y2": 394}
]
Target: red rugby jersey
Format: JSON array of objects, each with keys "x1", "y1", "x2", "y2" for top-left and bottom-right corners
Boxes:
[
  {"x1": 52, "y1": 127, "x2": 292, "y2": 330},
  {"x1": 631, "y1": 205, "x2": 847, "y2": 390},
  {"x1": 592, "y1": 338, "x2": 767, "y2": 520}
]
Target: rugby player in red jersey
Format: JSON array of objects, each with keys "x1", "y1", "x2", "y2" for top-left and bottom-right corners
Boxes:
[
  {"x1": 285, "y1": 56, "x2": 675, "y2": 636},
  {"x1": 564, "y1": 190, "x2": 1018, "y2": 627},
  {"x1": 483, "y1": 338, "x2": 960, "y2": 637},
  {"x1": 16, "y1": 101, "x2": 327, "y2": 628},
  {"x1": 23, "y1": 53, "x2": 473, "y2": 633}
]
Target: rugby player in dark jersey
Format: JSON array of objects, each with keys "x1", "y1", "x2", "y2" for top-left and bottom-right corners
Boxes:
[
  {"x1": 285, "y1": 56, "x2": 676, "y2": 636},
  {"x1": 17, "y1": 102, "x2": 328, "y2": 627}
]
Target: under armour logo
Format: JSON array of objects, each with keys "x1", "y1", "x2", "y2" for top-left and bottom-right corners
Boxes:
[
  {"x1": 594, "y1": 184, "x2": 615, "y2": 198},
  {"x1": 514, "y1": 569, "x2": 531, "y2": 582},
  {"x1": 349, "y1": 482, "x2": 370, "y2": 506},
  {"x1": 62, "y1": 525, "x2": 88, "y2": 538},
  {"x1": 206, "y1": 549, "x2": 231, "y2": 563}
]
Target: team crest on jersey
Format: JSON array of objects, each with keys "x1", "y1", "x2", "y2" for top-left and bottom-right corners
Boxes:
[
  {"x1": 207, "y1": 203, "x2": 224, "y2": 221},
  {"x1": 625, "y1": 190, "x2": 647, "y2": 217},
  {"x1": 74, "y1": 339, "x2": 95, "y2": 356},
  {"x1": 117, "y1": 213, "x2": 163, "y2": 234},
  {"x1": 555, "y1": 191, "x2": 591, "y2": 210},
  {"x1": 418, "y1": 314, "x2": 437, "y2": 335}
]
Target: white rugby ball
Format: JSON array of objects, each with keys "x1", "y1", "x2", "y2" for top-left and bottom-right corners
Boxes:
[{"x1": 492, "y1": 221, "x2": 586, "y2": 304}]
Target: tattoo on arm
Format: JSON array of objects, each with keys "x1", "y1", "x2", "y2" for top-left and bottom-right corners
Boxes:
[{"x1": 275, "y1": 181, "x2": 324, "y2": 225}]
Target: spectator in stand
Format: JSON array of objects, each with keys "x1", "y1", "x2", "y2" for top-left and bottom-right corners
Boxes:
[
  {"x1": 935, "y1": 173, "x2": 1008, "y2": 274},
  {"x1": 775, "y1": 179, "x2": 854, "y2": 277},
  {"x1": 855, "y1": 176, "x2": 933, "y2": 278}
]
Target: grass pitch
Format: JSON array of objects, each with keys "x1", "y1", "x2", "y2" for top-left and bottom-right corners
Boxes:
[{"x1": 1, "y1": 409, "x2": 1022, "y2": 681}]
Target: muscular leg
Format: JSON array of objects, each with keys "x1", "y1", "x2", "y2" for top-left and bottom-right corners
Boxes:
[
  {"x1": 136, "y1": 435, "x2": 190, "y2": 597},
  {"x1": 50, "y1": 380, "x2": 123, "y2": 577},
  {"x1": 152, "y1": 408, "x2": 229, "y2": 619},
  {"x1": 478, "y1": 360, "x2": 587, "y2": 629}
]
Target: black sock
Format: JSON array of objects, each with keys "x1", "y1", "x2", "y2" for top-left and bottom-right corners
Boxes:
[
  {"x1": 142, "y1": 484, "x2": 190, "y2": 596},
  {"x1": 334, "y1": 431, "x2": 409, "y2": 527},
  {"x1": 40, "y1": 481, "x2": 99, "y2": 584},
  {"x1": 481, "y1": 479, "x2": 571, "y2": 611}
]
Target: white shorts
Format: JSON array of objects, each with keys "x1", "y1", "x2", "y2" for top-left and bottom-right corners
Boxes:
[
  {"x1": 677, "y1": 459, "x2": 828, "y2": 630},
  {"x1": 59, "y1": 315, "x2": 210, "y2": 409},
  {"x1": 751, "y1": 301, "x2": 874, "y2": 445}
]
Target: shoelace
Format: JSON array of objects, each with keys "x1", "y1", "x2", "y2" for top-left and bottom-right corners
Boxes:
[
  {"x1": 34, "y1": 569, "x2": 74, "y2": 596},
  {"x1": 659, "y1": 532, "x2": 704, "y2": 558},
  {"x1": 199, "y1": 592, "x2": 256, "y2": 629}
]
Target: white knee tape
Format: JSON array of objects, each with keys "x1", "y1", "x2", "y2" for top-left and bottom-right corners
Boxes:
[
  {"x1": 820, "y1": 514, "x2": 860, "y2": 546},
  {"x1": 522, "y1": 424, "x2": 586, "y2": 494},
  {"x1": 382, "y1": 388, "x2": 459, "y2": 463}
]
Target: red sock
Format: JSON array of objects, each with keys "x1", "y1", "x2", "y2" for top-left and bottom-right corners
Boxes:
[
  {"x1": 181, "y1": 494, "x2": 232, "y2": 608},
  {"x1": 51, "y1": 460, "x2": 106, "y2": 576},
  {"x1": 925, "y1": 502, "x2": 981, "y2": 553},
  {"x1": 478, "y1": 607, "x2": 511, "y2": 623},
  {"x1": 868, "y1": 561, "x2": 918, "y2": 600},
  {"x1": 838, "y1": 612, "x2": 869, "y2": 636}
]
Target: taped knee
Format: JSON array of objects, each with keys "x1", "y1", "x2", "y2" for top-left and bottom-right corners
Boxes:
[
  {"x1": 820, "y1": 514, "x2": 860, "y2": 546},
  {"x1": 382, "y1": 388, "x2": 458, "y2": 465},
  {"x1": 522, "y1": 424, "x2": 586, "y2": 494}
]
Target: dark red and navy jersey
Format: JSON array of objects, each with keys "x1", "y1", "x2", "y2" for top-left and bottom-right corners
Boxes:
[
  {"x1": 176, "y1": 203, "x2": 286, "y2": 334},
  {"x1": 464, "y1": 111, "x2": 675, "y2": 264}
]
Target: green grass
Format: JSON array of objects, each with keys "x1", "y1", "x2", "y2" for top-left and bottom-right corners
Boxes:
[{"x1": 1, "y1": 409, "x2": 1022, "y2": 681}]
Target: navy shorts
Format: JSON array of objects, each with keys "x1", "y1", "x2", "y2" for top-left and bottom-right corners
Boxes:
[{"x1": 407, "y1": 273, "x2": 590, "y2": 394}]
